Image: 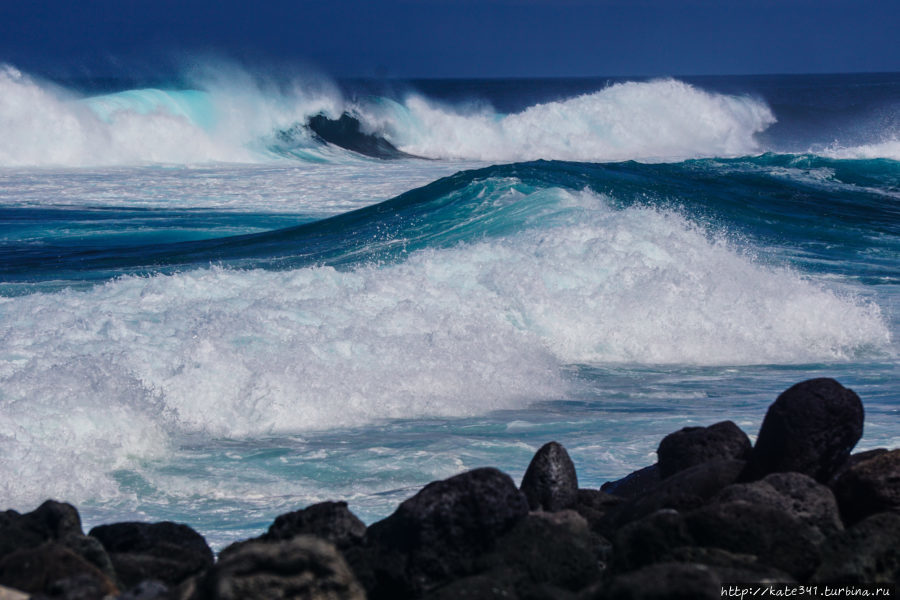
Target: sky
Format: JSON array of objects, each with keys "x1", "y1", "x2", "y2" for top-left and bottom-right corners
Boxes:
[{"x1": 0, "y1": 0, "x2": 898, "y2": 79}]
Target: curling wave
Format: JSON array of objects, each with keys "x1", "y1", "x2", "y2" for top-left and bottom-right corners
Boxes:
[{"x1": 0, "y1": 65, "x2": 779, "y2": 166}]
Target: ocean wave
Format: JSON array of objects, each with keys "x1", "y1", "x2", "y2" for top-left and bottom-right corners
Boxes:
[
  {"x1": 368, "y1": 79, "x2": 776, "y2": 162},
  {"x1": 0, "y1": 64, "x2": 348, "y2": 166},
  {"x1": 0, "y1": 185, "x2": 889, "y2": 506},
  {"x1": 1, "y1": 64, "x2": 781, "y2": 167},
  {"x1": 820, "y1": 138, "x2": 900, "y2": 161}
]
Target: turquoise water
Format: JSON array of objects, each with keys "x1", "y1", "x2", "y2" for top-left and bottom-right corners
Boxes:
[{"x1": 0, "y1": 69, "x2": 897, "y2": 549}]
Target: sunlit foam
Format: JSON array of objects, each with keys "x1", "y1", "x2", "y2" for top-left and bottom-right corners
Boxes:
[
  {"x1": 365, "y1": 79, "x2": 776, "y2": 162},
  {"x1": 820, "y1": 138, "x2": 900, "y2": 161},
  {"x1": 1, "y1": 66, "x2": 779, "y2": 167},
  {"x1": 0, "y1": 187, "x2": 889, "y2": 508},
  {"x1": 0, "y1": 64, "x2": 345, "y2": 166}
]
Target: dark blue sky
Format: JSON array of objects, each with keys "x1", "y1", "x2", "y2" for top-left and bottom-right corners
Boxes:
[{"x1": 1, "y1": 0, "x2": 898, "y2": 79}]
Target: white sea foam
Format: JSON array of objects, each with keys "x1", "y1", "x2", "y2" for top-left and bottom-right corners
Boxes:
[
  {"x1": 0, "y1": 161, "x2": 477, "y2": 214},
  {"x1": 0, "y1": 188, "x2": 889, "y2": 508},
  {"x1": 0, "y1": 64, "x2": 344, "y2": 167},
  {"x1": 0, "y1": 65, "x2": 777, "y2": 167},
  {"x1": 820, "y1": 138, "x2": 900, "y2": 161},
  {"x1": 368, "y1": 79, "x2": 776, "y2": 162}
]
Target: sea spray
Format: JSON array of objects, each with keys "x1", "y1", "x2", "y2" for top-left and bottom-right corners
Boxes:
[
  {"x1": 0, "y1": 188, "x2": 889, "y2": 510},
  {"x1": 365, "y1": 79, "x2": 775, "y2": 162}
]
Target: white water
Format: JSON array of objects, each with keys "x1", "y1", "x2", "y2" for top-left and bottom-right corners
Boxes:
[
  {"x1": 0, "y1": 187, "x2": 889, "y2": 509},
  {"x1": 0, "y1": 64, "x2": 347, "y2": 167},
  {"x1": 1, "y1": 65, "x2": 778, "y2": 167},
  {"x1": 822, "y1": 138, "x2": 900, "y2": 161},
  {"x1": 368, "y1": 79, "x2": 776, "y2": 162}
]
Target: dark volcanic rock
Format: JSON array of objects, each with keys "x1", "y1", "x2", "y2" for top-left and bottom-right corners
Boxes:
[
  {"x1": 427, "y1": 511, "x2": 601, "y2": 599},
  {"x1": 663, "y1": 546, "x2": 794, "y2": 583},
  {"x1": 184, "y1": 536, "x2": 364, "y2": 600},
  {"x1": 263, "y1": 501, "x2": 366, "y2": 549},
  {"x1": 744, "y1": 378, "x2": 863, "y2": 483},
  {"x1": 600, "y1": 464, "x2": 660, "y2": 499},
  {"x1": 611, "y1": 506, "x2": 802, "y2": 582},
  {"x1": 485, "y1": 510, "x2": 601, "y2": 593},
  {"x1": 363, "y1": 467, "x2": 529, "y2": 598},
  {"x1": 605, "y1": 459, "x2": 746, "y2": 531},
  {"x1": 613, "y1": 494, "x2": 824, "y2": 579},
  {"x1": 221, "y1": 501, "x2": 367, "y2": 561},
  {"x1": 520, "y1": 442, "x2": 579, "y2": 512},
  {"x1": 714, "y1": 471, "x2": 843, "y2": 535},
  {"x1": 114, "y1": 580, "x2": 169, "y2": 600},
  {"x1": 832, "y1": 448, "x2": 900, "y2": 526},
  {"x1": 422, "y1": 571, "x2": 521, "y2": 600},
  {"x1": 572, "y1": 489, "x2": 624, "y2": 535},
  {"x1": 812, "y1": 512, "x2": 900, "y2": 584},
  {"x1": 0, "y1": 500, "x2": 117, "y2": 587},
  {"x1": 684, "y1": 500, "x2": 824, "y2": 580},
  {"x1": 657, "y1": 421, "x2": 751, "y2": 479},
  {"x1": 612, "y1": 509, "x2": 694, "y2": 573},
  {"x1": 0, "y1": 542, "x2": 117, "y2": 599},
  {"x1": 829, "y1": 448, "x2": 889, "y2": 485},
  {"x1": 89, "y1": 521, "x2": 213, "y2": 589},
  {"x1": 599, "y1": 562, "x2": 723, "y2": 600},
  {"x1": 0, "y1": 500, "x2": 82, "y2": 559}
]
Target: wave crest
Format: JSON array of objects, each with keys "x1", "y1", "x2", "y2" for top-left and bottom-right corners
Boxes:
[
  {"x1": 367, "y1": 79, "x2": 775, "y2": 162},
  {"x1": 0, "y1": 64, "x2": 345, "y2": 166},
  {"x1": 1, "y1": 66, "x2": 776, "y2": 166}
]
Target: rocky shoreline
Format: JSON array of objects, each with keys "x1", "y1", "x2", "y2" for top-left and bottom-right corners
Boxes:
[{"x1": 1, "y1": 378, "x2": 897, "y2": 599}]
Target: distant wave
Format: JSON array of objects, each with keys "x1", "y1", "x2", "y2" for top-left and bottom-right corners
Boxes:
[
  {"x1": 1, "y1": 155, "x2": 895, "y2": 507},
  {"x1": 0, "y1": 64, "x2": 347, "y2": 166},
  {"x1": 0, "y1": 64, "x2": 776, "y2": 166},
  {"x1": 366, "y1": 79, "x2": 776, "y2": 162},
  {"x1": 4, "y1": 63, "x2": 899, "y2": 167},
  {"x1": 820, "y1": 138, "x2": 900, "y2": 161}
]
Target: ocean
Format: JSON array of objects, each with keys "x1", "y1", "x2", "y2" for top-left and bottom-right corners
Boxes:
[{"x1": 0, "y1": 66, "x2": 897, "y2": 549}]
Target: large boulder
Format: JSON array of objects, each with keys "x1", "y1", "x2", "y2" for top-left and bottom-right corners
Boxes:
[
  {"x1": 662, "y1": 546, "x2": 794, "y2": 583},
  {"x1": 605, "y1": 459, "x2": 746, "y2": 531},
  {"x1": 0, "y1": 542, "x2": 117, "y2": 599},
  {"x1": 262, "y1": 501, "x2": 366, "y2": 549},
  {"x1": 599, "y1": 562, "x2": 723, "y2": 600},
  {"x1": 714, "y1": 471, "x2": 843, "y2": 535},
  {"x1": 832, "y1": 448, "x2": 900, "y2": 526},
  {"x1": 220, "y1": 501, "x2": 366, "y2": 561},
  {"x1": 684, "y1": 501, "x2": 824, "y2": 580},
  {"x1": 612, "y1": 509, "x2": 694, "y2": 573},
  {"x1": 600, "y1": 465, "x2": 660, "y2": 500},
  {"x1": 519, "y1": 442, "x2": 578, "y2": 512},
  {"x1": 479, "y1": 510, "x2": 601, "y2": 594},
  {"x1": 115, "y1": 580, "x2": 170, "y2": 600},
  {"x1": 0, "y1": 501, "x2": 83, "y2": 558},
  {"x1": 571, "y1": 489, "x2": 624, "y2": 536},
  {"x1": 426, "y1": 511, "x2": 601, "y2": 599},
  {"x1": 363, "y1": 467, "x2": 529, "y2": 598},
  {"x1": 421, "y1": 572, "x2": 521, "y2": 600},
  {"x1": 612, "y1": 504, "x2": 807, "y2": 581},
  {"x1": 743, "y1": 378, "x2": 863, "y2": 483},
  {"x1": 657, "y1": 421, "x2": 751, "y2": 479},
  {"x1": 812, "y1": 512, "x2": 900, "y2": 584},
  {"x1": 89, "y1": 521, "x2": 213, "y2": 588},
  {"x1": 182, "y1": 536, "x2": 364, "y2": 600},
  {"x1": 0, "y1": 501, "x2": 117, "y2": 586}
]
